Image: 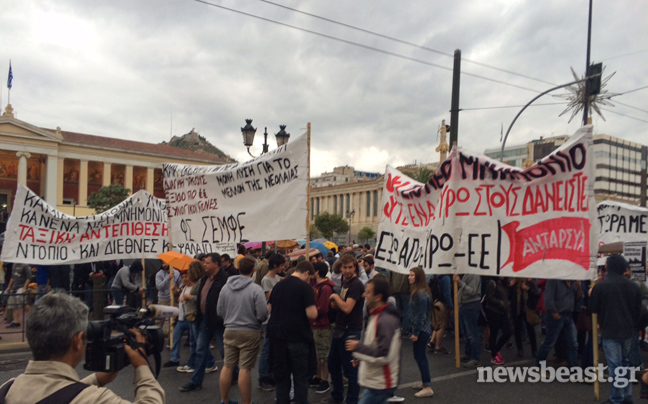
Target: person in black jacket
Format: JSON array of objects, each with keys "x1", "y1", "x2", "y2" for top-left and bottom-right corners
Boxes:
[
  {"x1": 590, "y1": 254, "x2": 642, "y2": 404},
  {"x1": 180, "y1": 252, "x2": 229, "y2": 392},
  {"x1": 483, "y1": 277, "x2": 512, "y2": 365}
]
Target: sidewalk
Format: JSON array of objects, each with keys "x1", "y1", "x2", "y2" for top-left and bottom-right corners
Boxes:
[{"x1": 0, "y1": 310, "x2": 29, "y2": 353}]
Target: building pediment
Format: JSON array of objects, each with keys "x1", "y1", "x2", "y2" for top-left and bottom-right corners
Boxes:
[{"x1": 0, "y1": 115, "x2": 63, "y2": 143}]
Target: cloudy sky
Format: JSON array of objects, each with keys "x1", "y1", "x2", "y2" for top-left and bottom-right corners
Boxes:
[{"x1": 1, "y1": 0, "x2": 647, "y2": 176}]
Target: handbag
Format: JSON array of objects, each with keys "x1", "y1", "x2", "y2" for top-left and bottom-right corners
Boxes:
[
  {"x1": 525, "y1": 306, "x2": 541, "y2": 326},
  {"x1": 576, "y1": 306, "x2": 592, "y2": 332}
]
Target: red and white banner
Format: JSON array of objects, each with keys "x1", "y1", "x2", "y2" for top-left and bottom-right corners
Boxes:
[
  {"x1": 1, "y1": 186, "x2": 168, "y2": 264},
  {"x1": 376, "y1": 126, "x2": 598, "y2": 279}
]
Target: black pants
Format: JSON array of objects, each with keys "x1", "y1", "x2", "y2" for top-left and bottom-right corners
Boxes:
[
  {"x1": 486, "y1": 309, "x2": 512, "y2": 358},
  {"x1": 513, "y1": 312, "x2": 537, "y2": 354},
  {"x1": 271, "y1": 340, "x2": 310, "y2": 404}
]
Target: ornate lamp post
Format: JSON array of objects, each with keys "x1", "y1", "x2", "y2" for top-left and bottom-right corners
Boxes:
[{"x1": 241, "y1": 119, "x2": 290, "y2": 157}]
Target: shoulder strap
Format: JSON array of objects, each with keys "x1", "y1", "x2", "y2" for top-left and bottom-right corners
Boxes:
[
  {"x1": 35, "y1": 382, "x2": 90, "y2": 404},
  {"x1": 0, "y1": 379, "x2": 15, "y2": 404}
]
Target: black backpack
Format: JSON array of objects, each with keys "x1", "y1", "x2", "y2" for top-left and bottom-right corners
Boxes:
[{"x1": 428, "y1": 275, "x2": 442, "y2": 303}]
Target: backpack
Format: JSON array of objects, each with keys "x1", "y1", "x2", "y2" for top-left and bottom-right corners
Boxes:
[
  {"x1": 315, "y1": 282, "x2": 338, "y2": 324},
  {"x1": 428, "y1": 275, "x2": 442, "y2": 303}
]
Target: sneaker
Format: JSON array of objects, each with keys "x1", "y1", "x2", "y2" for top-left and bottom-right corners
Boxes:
[
  {"x1": 496, "y1": 352, "x2": 504, "y2": 361},
  {"x1": 219, "y1": 401, "x2": 238, "y2": 404},
  {"x1": 309, "y1": 376, "x2": 322, "y2": 386},
  {"x1": 414, "y1": 388, "x2": 434, "y2": 398},
  {"x1": 460, "y1": 354, "x2": 470, "y2": 362},
  {"x1": 427, "y1": 341, "x2": 435, "y2": 350},
  {"x1": 387, "y1": 396, "x2": 405, "y2": 403},
  {"x1": 7, "y1": 322, "x2": 20, "y2": 328},
  {"x1": 163, "y1": 360, "x2": 180, "y2": 367},
  {"x1": 259, "y1": 380, "x2": 275, "y2": 391},
  {"x1": 490, "y1": 355, "x2": 505, "y2": 365},
  {"x1": 176, "y1": 365, "x2": 194, "y2": 373},
  {"x1": 483, "y1": 345, "x2": 492, "y2": 353},
  {"x1": 179, "y1": 383, "x2": 202, "y2": 392},
  {"x1": 316, "y1": 381, "x2": 330, "y2": 394},
  {"x1": 463, "y1": 359, "x2": 480, "y2": 368},
  {"x1": 434, "y1": 347, "x2": 451, "y2": 354},
  {"x1": 205, "y1": 365, "x2": 219, "y2": 373}
]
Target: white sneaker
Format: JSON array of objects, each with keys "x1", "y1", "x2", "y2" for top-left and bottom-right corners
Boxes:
[
  {"x1": 176, "y1": 365, "x2": 194, "y2": 373},
  {"x1": 205, "y1": 365, "x2": 219, "y2": 373},
  {"x1": 387, "y1": 396, "x2": 405, "y2": 403}
]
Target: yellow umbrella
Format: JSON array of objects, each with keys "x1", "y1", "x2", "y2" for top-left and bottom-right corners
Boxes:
[{"x1": 323, "y1": 241, "x2": 337, "y2": 251}]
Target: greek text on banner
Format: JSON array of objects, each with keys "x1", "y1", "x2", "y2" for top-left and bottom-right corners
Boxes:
[
  {"x1": 375, "y1": 126, "x2": 598, "y2": 279},
  {"x1": 163, "y1": 131, "x2": 309, "y2": 256},
  {"x1": 1, "y1": 185, "x2": 169, "y2": 264}
]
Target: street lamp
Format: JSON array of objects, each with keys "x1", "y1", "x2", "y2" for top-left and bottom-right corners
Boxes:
[{"x1": 241, "y1": 119, "x2": 290, "y2": 157}]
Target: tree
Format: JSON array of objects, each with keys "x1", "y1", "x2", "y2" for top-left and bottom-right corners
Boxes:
[
  {"x1": 358, "y1": 227, "x2": 376, "y2": 243},
  {"x1": 314, "y1": 212, "x2": 349, "y2": 239},
  {"x1": 309, "y1": 223, "x2": 322, "y2": 239},
  {"x1": 87, "y1": 184, "x2": 131, "y2": 213}
]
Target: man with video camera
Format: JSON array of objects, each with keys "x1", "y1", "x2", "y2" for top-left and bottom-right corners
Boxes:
[{"x1": 0, "y1": 292, "x2": 165, "y2": 404}]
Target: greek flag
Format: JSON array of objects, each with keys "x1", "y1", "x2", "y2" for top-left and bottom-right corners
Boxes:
[{"x1": 7, "y1": 62, "x2": 12, "y2": 90}]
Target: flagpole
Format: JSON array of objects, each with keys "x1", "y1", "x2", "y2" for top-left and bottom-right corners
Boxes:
[
  {"x1": 7, "y1": 60, "x2": 12, "y2": 106},
  {"x1": 305, "y1": 123, "x2": 311, "y2": 256}
]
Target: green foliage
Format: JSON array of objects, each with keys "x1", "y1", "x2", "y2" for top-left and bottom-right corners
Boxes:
[
  {"x1": 314, "y1": 212, "x2": 349, "y2": 239},
  {"x1": 87, "y1": 184, "x2": 131, "y2": 213},
  {"x1": 309, "y1": 223, "x2": 322, "y2": 239},
  {"x1": 413, "y1": 168, "x2": 433, "y2": 184},
  {"x1": 358, "y1": 227, "x2": 376, "y2": 242}
]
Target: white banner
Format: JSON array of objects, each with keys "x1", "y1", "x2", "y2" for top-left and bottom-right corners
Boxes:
[
  {"x1": 163, "y1": 132, "x2": 309, "y2": 256},
  {"x1": 376, "y1": 126, "x2": 598, "y2": 279},
  {"x1": 597, "y1": 200, "x2": 648, "y2": 245},
  {"x1": 1, "y1": 186, "x2": 168, "y2": 264}
]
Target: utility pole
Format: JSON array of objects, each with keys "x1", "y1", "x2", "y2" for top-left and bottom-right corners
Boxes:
[{"x1": 450, "y1": 49, "x2": 461, "y2": 149}]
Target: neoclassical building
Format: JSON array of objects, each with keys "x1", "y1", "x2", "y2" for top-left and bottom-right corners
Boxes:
[{"x1": 0, "y1": 104, "x2": 227, "y2": 217}]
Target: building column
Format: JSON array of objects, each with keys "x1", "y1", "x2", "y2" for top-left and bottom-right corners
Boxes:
[
  {"x1": 45, "y1": 155, "x2": 58, "y2": 206},
  {"x1": 57, "y1": 158, "x2": 64, "y2": 205},
  {"x1": 79, "y1": 160, "x2": 89, "y2": 206},
  {"x1": 103, "y1": 162, "x2": 111, "y2": 187},
  {"x1": 125, "y1": 165, "x2": 133, "y2": 195},
  {"x1": 146, "y1": 167, "x2": 154, "y2": 194},
  {"x1": 16, "y1": 152, "x2": 31, "y2": 186}
]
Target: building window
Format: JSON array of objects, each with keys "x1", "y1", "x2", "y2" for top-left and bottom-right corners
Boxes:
[
  {"x1": 373, "y1": 190, "x2": 378, "y2": 216},
  {"x1": 366, "y1": 191, "x2": 371, "y2": 217}
]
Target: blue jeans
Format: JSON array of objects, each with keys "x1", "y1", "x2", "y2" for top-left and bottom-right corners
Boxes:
[
  {"x1": 395, "y1": 294, "x2": 411, "y2": 335},
  {"x1": 536, "y1": 314, "x2": 578, "y2": 368},
  {"x1": 35, "y1": 285, "x2": 48, "y2": 302},
  {"x1": 358, "y1": 387, "x2": 397, "y2": 404},
  {"x1": 258, "y1": 324, "x2": 272, "y2": 381},
  {"x1": 328, "y1": 330, "x2": 361, "y2": 404},
  {"x1": 171, "y1": 319, "x2": 196, "y2": 366},
  {"x1": 602, "y1": 338, "x2": 634, "y2": 404},
  {"x1": 459, "y1": 305, "x2": 483, "y2": 361},
  {"x1": 189, "y1": 319, "x2": 224, "y2": 386},
  {"x1": 413, "y1": 331, "x2": 431, "y2": 386}
]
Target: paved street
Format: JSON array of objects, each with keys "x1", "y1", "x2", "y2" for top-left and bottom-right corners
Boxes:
[{"x1": 1, "y1": 331, "x2": 641, "y2": 404}]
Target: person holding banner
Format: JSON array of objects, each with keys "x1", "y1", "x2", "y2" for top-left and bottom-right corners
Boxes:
[{"x1": 453, "y1": 273, "x2": 483, "y2": 368}]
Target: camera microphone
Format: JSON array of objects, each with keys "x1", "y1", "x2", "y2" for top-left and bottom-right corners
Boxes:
[{"x1": 140, "y1": 305, "x2": 180, "y2": 319}]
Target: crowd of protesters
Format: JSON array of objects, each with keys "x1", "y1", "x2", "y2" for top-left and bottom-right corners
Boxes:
[{"x1": 2, "y1": 241, "x2": 648, "y2": 404}]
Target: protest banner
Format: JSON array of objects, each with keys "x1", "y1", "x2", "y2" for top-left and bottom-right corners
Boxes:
[
  {"x1": 624, "y1": 241, "x2": 647, "y2": 282},
  {"x1": 597, "y1": 200, "x2": 648, "y2": 244},
  {"x1": 375, "y1": 126, "x2": 598, "y2": 279},
  {"x1": 1, "y1": 185, "x2": 168, "y2": 264},
  {"x1": 163, "y1": 131, "x2": 309, "y2": 256}
]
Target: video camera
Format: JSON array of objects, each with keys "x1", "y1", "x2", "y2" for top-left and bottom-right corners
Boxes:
[{"x1": 84, "y1": 305, "x2": 177, "y2": 375}]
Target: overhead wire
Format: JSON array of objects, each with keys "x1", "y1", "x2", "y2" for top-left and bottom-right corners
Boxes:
[
  {"x1": 461, "y1": 102, "x2": 568, "y2": 111},
  {"x1": 258, "y1": 0, "x2": 557, "y2": 86},
  {"x1": 190, "y1": 0, "x2": 543, "y2": 93},
  {"x1": 599, "y1": 108, "x2": 648, "y2": 124}
]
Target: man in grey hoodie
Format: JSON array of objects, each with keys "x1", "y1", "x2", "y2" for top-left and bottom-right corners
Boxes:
[
  {"x1": 217, "y1": 256, "x2": 269, "y2": 404},
  {"x1": 453, "y1": 273, "x2": 483, "y2": 368}
]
